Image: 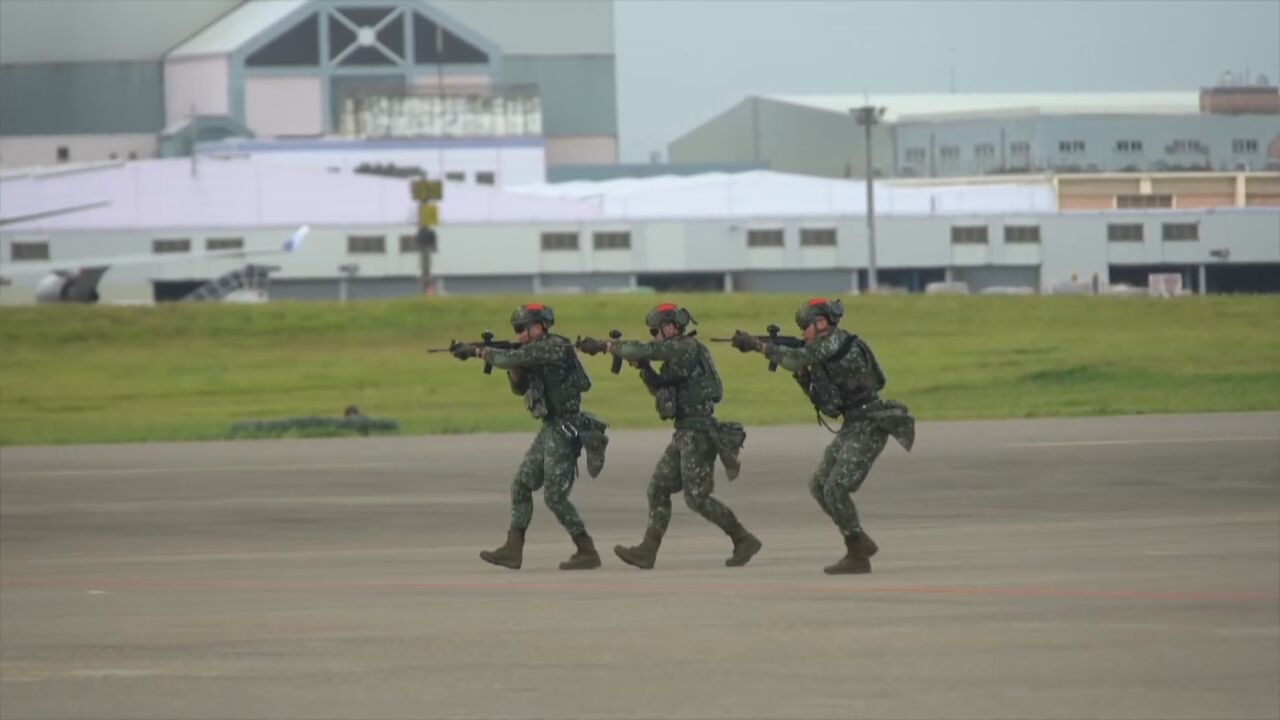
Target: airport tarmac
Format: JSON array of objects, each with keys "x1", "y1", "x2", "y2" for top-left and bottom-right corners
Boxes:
[{"x1": 2, "y1": 412, "x2": 1278, "y2": 719}]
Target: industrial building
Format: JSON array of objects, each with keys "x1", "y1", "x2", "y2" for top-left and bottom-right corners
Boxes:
[
  {"x1": 0, "y1": 0, "x2": 618, "y2": 170},
  {"x1": 669, "y1": 89, "x2": 1280, "y2": 179}
]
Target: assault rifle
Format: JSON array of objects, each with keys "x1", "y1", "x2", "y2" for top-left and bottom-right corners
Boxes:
[
  {"x1": 574, "y1": 329, "x2": 625, "y2": 374},
  {"x1": 427, "y1": 330, "x2": 520, "y2": 374},
  {"x1": 710, "y1": 324, "x2": 805, "y2": 372}
]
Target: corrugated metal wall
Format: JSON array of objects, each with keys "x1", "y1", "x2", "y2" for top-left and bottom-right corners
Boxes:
[{"x1": 0, "y1": 63, "x2": 164, "y2": 135}]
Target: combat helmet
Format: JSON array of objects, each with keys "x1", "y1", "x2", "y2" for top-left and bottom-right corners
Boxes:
[
  {"x1": 644, "y1": 302, "x2": 696, "y2": 336},
  {"x1": 511, "y1": 303, "x2": 555, "y2": 330},
  {"x1": 794, "y1": 297, "x2": 844, "y2": 329}
]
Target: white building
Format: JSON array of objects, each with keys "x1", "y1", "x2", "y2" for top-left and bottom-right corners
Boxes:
[{"x1": 4, "y1": 161, "x2": 1277, "y2": 303}]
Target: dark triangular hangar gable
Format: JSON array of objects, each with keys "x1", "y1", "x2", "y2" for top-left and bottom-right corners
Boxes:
[
  {"x1": 406, "y1": 0, "x2": 501, "y2": 66},
  {"x1": 246, "y1": 13, "x2": 320, "y2": 67},
  {"x1": 238, "y1": 1, "x2": 501, "y2": 70},
  {"x1": 412, "y1": 12, "x2": 488, "y2": 65}
]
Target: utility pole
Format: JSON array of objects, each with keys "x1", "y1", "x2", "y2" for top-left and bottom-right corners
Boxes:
[
  {"x1": 853, "y1": 105, "x2": 885, "y2": 292},
  {"x1": 411, "y1": 177, "x2": 443, "y2": 294}
]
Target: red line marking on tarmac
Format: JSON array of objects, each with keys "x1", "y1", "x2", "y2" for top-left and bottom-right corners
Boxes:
[{"x1": 3, "y1": 577, "x2": 1277, "y2": 603}]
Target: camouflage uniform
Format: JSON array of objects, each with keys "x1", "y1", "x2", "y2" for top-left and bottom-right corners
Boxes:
[
  {"x1": 614, "y1": 334, "x2": 741, "y2": 535},
  {"x1": 486, "y1": 334, "x2": 589, "y2": 537},
  {"x1": 766, "y1": 329, "x2": 890, "y2": 538},
  {"x1": 605, "y1": 305, "x2": 760, "y2": 569},
  {"x1": 467, "y1": 303, "x2": 606, "y2": 571},
  {"x1": 752, "y1": 299, "x2": 914, "y2": 574}
]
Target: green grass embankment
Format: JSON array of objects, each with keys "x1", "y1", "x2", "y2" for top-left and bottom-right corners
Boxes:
[{"x1": 1, "y1": 294, "x2": 1277, "y2": 445}]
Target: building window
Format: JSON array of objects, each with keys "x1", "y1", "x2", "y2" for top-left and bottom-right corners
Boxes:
[
  {"x1": 541, "y1": 232, "x2": 579, "y2": 251},
  {"x1": 1010, "y1": 141, "x2": 1030, "y2": 155},
  {"x1": 476, "y1": 171, "x2": 496, "y2": 186},
  {"x1": 1003, "y1": 225, "x2": 1040, "y2": 243},
  {"x1": 348, "y1": 235, "x2": 385, "y2": 254},
  {"x1": 152, "y1": 239, "x2": 190, "y2": 254},
  {"x1": 974, "y1": 143, "x2": 995, "y2": 159},
  {"x1": 950, "y1": 226, "x2": 989, "y2": 244},
  {"x1": 593, "y1": 232, "x2": 631, "y2": 250},
  {"x1": 128, "y1": 151, "x2": 138, "y2": 160},
  {"x1": 1116, "y1": 194, "x2": 1173, "y2": 209},
  {"x1": 206, "y1": 238, "x2": 244, "y2": 251},
  {"x1": 904, "y1": 147, "x2": 926, "y2": 163},
  {"x1": 1107, "y1": 224, "x2": 1144, "y2": 242},
  {"x1": 401, "y1": 230, "x2": 436, "y2": 253},
  {"x1": 800, "y1": 228, "x2": 836, "y2": 247},
  {"x1": 445, "y1": 171, "x2": 465, "y2": 182},
  {"x1": 746, "y1": 229, "x2": 784, "y2": 247},
  {"x1": 1168, "y1": 139, "x2": 1204, "y2": 154},
  {"x1": 1162, "y1": 223, "x2": 1199, "y2": 242},
  {"x1": 56, "y1": 146, "x2": 69, "y2": 163},
  {"x1": 1233, "y1": 139, "x2": 1259, "y2": 154},
  {"x1": 940, "y1": 145, "x2": 960, "y2": 160},
  {"x1": 10, "y1": 241, "x2": 50, "y2": 261},
  {"x1": 1058, "y1": 140, "x2": 1085, "y2": 154},
  {"x1": 1115, "y1": 140, "x2": 1144, "y2": 153}
]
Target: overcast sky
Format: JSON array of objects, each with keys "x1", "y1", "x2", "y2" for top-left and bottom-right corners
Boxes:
[{"x1": 613, "y1": 0, "x2": 1280, "y2": 162}]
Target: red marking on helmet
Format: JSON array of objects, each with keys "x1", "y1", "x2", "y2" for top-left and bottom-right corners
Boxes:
[
  {"x1": 808, "y1": 298, "x2": 829, "y2": 306},
  {"x1": 656, "y1": 303, "x2": 678, "y2": 312},
  {"x1": 525, "y1": 303, "x2": 544, "y2": 311}
]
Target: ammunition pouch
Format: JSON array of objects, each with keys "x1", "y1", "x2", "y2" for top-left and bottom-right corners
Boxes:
[
  {"x1": 655, "y1": 386, "x2": 678, "y2": 420},
  {"x1": 524, "y1": 374, "x2": 549, "y2": 419}
]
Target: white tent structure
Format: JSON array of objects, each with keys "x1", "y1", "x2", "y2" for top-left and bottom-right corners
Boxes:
[
  {"x1": 0, "y1": 157, "x2": 600, "y2": 304},
  {"x1": 0, "y1": 157, "x2": 599, "y2": 233},
  {"x1": 509, "y1": 171, "x2": 1057, "y2": 220}
]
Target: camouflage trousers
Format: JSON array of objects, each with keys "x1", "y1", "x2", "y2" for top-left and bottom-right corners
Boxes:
[
  {"x1": 509, "y1": 423, "x2": 586, "y2": 538},
  {"x1": 809, "y1": 418, "x2": 889, "y2": 537},
  {"x1": 646, "y1": 429, "x2": 740, "y2": 536}
]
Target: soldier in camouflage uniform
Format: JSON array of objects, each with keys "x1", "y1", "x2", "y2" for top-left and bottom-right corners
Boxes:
[
  {"x1": 579, "y1": 303, "x2": 761, "y2": 569},
  {"x1": 453, "y1": 303, "x2": 606, "y2": 571},
  {"x1": 730, "y1": 298, "x2": 914, "y2": 574}
]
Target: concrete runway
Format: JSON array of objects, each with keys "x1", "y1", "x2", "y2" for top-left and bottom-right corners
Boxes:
[{"x1": 1, "y1": 413, "x2": 1277, "y2": 720}]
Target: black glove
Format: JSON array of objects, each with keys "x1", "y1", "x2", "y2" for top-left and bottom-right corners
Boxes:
[
  {"x1": 451, "y1": 342, "x2": 477, "y2": 361},
  {"x1": 730, "y1": 330, "x2": 760, "y2": 353},
  {"x1": 576, "y1": 336, "x2": 609, "y2": 355}
]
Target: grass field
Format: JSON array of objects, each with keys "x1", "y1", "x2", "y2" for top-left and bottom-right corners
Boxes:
[{"x1": 1, "y1": 294, "x2": 1278, "y2": 446}]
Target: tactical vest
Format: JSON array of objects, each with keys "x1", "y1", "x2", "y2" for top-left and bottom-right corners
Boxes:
[
  {"x1": 650, "y1": 336, "x2": 723, "y2": 420},
  {"x1": 524, "y1": 334, "x2": 592, "y2": 419},
  {"x1": 804, "y1": 329, "x2": 886, "y2": 418}
]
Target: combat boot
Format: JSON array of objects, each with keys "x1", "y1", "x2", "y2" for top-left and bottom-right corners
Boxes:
[
  {"x1": 559, "y1": 532, "x2": 602, "y2": 570},
  {"x1": 725, "y1": 524, "x2": 763, "y2": 567},
  {"x1": 480, "y1": 527, "x2": 525, "y2": 570},
  {"x1": 823, "y1": 533, "x2": 871, "y2": 575},
  {"x1": 855, "y1": 528, "x2": 879, "y2": 558},
  {"x1": 614, "y1": 526, "x2": 663, "y2": 569}
]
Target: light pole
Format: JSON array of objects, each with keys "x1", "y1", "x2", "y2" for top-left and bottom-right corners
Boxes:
[
  {"x1": 338, "y1": 263, "x2": 359, "y2": 303},
  {"x1": 853, "y1": 105, "x2": 885, "y2": 292}
]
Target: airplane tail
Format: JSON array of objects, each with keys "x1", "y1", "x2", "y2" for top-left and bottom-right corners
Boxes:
[{"x1": 281, "y1": 225, "x2": 310, "y2": 253}]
